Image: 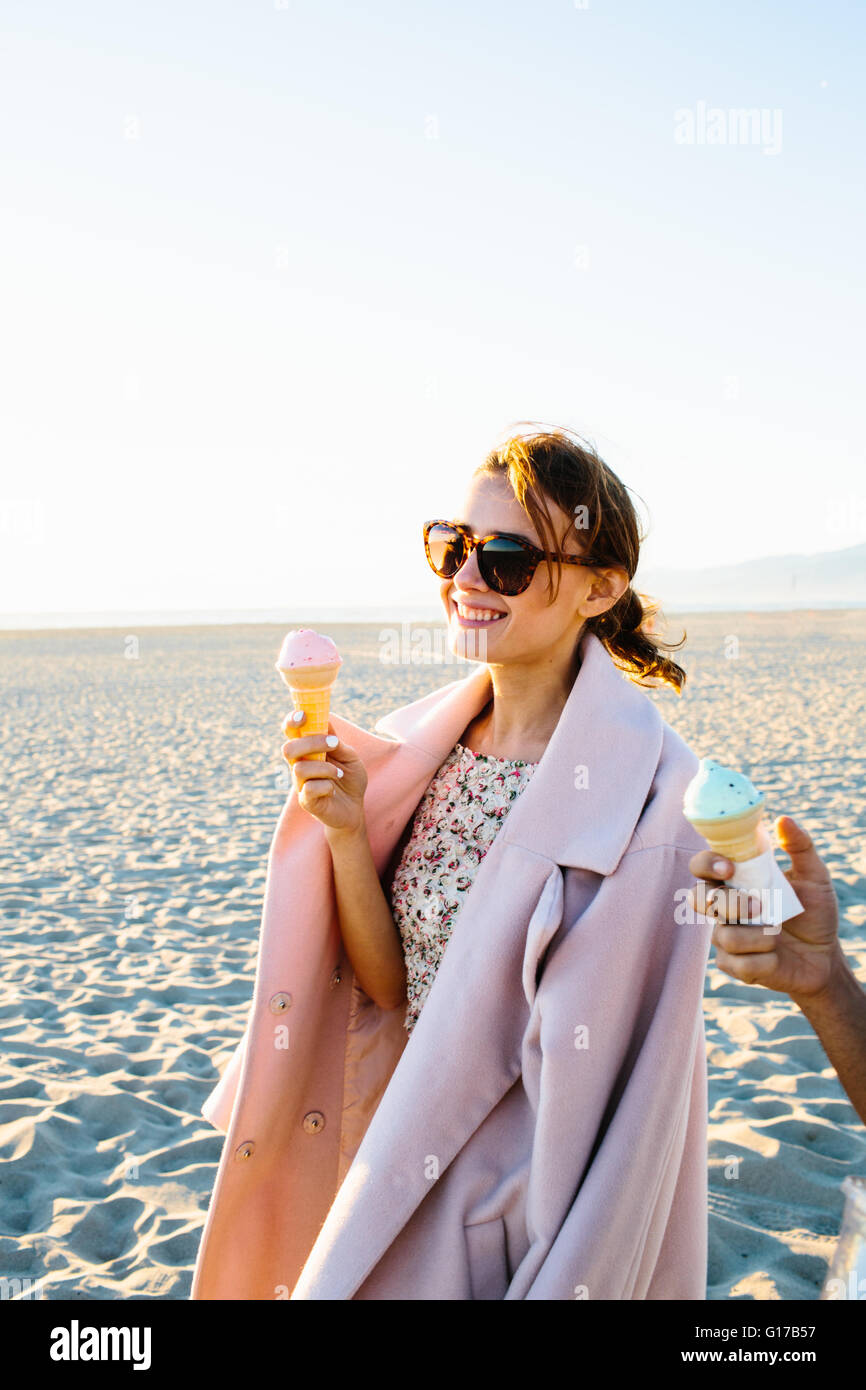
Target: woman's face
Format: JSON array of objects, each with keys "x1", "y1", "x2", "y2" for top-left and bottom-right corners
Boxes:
[{"x1": 438, "y1": 472, "x2": 627, "y2": 666}]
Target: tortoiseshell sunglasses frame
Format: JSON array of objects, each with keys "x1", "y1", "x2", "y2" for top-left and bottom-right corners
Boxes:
[{"x1": 422, "y1": 518, "x2": 606, "y2": 596}]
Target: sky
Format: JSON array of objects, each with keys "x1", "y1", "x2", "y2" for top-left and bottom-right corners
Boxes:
[{"x1": 1, "y1": 0, "x2": 864, "y2": 618}]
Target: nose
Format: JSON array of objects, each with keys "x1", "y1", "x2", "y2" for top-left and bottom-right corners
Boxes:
[{"x1": 452, "y1": 544, "x2": 486, "y2": 589}]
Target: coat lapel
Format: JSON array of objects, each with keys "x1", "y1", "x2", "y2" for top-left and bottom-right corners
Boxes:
[
  {"x1": 291, "y1": 631, "x2": 666, "y2": 1299},
  {"x1": 375, "y1": 631, "x2": 664, "y2": 872}
]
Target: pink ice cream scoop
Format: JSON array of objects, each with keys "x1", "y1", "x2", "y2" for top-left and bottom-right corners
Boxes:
[{"x1": 275, "y1": 627, "x2": 342, "y2": 677}]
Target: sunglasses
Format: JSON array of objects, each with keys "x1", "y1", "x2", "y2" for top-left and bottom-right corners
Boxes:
[{"x1": 422, "y1": 519, "x2": 605, "y2": 597}]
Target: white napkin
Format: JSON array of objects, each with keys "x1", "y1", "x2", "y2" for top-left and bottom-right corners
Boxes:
[{"x1": 720, "y1": 822, "x2": 804, "y2": 932}]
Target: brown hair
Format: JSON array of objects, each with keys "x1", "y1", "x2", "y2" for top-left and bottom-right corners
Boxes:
[{"x1": 475, "y1": 423, "x2": 687, "y2": 693}]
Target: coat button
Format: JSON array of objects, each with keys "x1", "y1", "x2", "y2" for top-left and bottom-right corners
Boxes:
[
  {"x1": 269, "y1": 992, "x2": 292, "y2": 1013},
  {"x1": 303, "y1": 1111, "x2": 325, "y2": 1134},
  {"x1": 235, "y1": 1140, "x2": 255, "y2": 1160},
  {"x1": 329, "y1": 968, "x2": 341, "y2": 989}
]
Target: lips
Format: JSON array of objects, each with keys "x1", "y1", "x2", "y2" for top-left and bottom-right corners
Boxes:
[{"x1": 450, "y1": 595, "x2": 508, "y2": 623}]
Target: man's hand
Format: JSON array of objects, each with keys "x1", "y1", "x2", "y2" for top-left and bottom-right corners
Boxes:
[{"x1": 687, "y1": 815, "x2": 842, "y2": 1003}]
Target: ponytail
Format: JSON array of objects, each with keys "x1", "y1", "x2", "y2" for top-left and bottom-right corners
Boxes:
[{"x1": 587, "y1": 585, "x2": 686, "y2": 693}]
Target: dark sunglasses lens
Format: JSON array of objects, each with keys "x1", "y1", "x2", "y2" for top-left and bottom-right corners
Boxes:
[
  {"x1": 426, "y1": 525, "x2": 466, "y2": 577},
  {"x1": 478, "y1": 537, "x2": 535, "y2": 594}
]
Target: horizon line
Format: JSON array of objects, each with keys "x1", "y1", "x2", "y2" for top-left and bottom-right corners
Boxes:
[{"x1": 1, "y1": 600, "x2": 865, "y2": 634}]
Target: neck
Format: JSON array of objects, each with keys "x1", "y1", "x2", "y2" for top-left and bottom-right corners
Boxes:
[{"x1": 470, "y1": 629, "x2": 584, "y2": 761}]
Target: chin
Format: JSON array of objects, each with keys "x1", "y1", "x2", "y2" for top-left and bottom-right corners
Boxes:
[{"x1": 448, "y1": 626, "x2": 493, "y2": 664}]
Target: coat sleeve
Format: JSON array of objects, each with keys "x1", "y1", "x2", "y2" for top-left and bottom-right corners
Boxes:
[{"x1": 505, "y1": 842, "x2": 712, "y2": 1300}]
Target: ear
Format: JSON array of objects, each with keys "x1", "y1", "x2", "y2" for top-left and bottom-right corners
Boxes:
[{"x1": 582, "y1": 565, "x2": 630, "y2": 618}]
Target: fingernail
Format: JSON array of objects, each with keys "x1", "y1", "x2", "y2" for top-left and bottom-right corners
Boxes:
[
  {"x1": 325, "y1": 734, "x2": 338, "y2": 748},
  {"x1": 712, "y1": 859, "x2": 730, "y2": 874},
  {"x1": 292, "y1": 710, "x2": 304, "y2": 723},
  {"x1": 337, "y1": 768, "x2": 344, "y2": 778}
]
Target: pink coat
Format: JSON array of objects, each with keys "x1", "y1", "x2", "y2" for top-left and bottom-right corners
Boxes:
[{"x1": 190, "y1": 629, "x2": 712, "y2": 1300}]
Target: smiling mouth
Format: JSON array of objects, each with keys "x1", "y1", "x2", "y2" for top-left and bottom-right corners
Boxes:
[{"x1": 450, "y1": 597, "x2": 508, "y2": 625}]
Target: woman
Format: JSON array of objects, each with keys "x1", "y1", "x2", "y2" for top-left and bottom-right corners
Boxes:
[{"x1": 191, "y1": 425, "x2": 713, "y2": 1301}]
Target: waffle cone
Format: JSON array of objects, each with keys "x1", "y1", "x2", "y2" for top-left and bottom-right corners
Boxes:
[
  {"x1": 687, "y1": 801, "x2": 765, "y2": 862},
  {"x1": 278, "y1": 665, "x2": 340, "y2": 761}
]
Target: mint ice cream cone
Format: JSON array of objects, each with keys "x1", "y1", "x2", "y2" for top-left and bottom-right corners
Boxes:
[{"x1": 683, "y1": 759, "x2": 766, "y2": 862}]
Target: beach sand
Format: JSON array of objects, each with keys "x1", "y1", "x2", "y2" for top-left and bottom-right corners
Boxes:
[{"x1": 1, "y1": 611, "x2": 864, "y2": 1300}]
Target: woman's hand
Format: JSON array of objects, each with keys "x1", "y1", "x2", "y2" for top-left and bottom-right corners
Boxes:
[
  {"x1": 282, "y1": 710, "x2": 368, "y2": 835},
  {"x1": 686, "y1": 815, "x2": 842, "y2": 1003}
]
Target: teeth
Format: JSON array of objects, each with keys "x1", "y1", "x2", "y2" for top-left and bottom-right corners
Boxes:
[{"x1": 454, "y1": 602, "x2": 505, "y2": 621}]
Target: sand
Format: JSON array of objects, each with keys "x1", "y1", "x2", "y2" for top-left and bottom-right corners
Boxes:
[{"x1": 0, "y1": 611, "x2": 864, "y2": 1300}]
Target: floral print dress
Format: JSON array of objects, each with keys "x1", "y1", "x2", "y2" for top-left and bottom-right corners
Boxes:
[{"x1": 389, "y1": 741, "x2": 538, "y2": 1034}]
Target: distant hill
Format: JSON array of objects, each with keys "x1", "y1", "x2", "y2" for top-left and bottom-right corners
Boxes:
[{"x1": 635, "y1": 541, "x2": 866, "y2": 611}]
